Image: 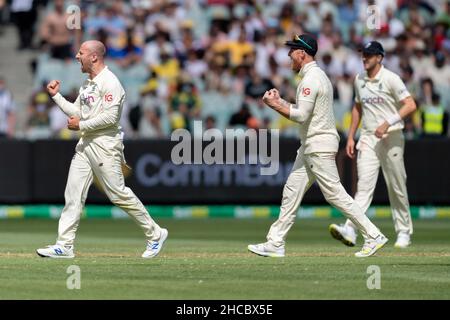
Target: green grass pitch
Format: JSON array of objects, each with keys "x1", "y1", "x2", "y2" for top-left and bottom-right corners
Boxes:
[{"x1": 0, "y1": 217, "x2": 449, "y2": 299}]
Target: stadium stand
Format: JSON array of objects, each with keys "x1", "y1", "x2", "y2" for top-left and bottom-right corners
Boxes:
[{"x1": 0, "y1": 0, "x2": 448, "y2": 140}]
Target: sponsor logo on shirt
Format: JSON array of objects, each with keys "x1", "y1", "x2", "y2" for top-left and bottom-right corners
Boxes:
[
  {"x1": 81, "y1": 94, "x2": 95, "y2": 105},
  {"x1": 105, "y1": 93, "x2": 113, "y2": 102},
  {"x1": 361, "y1": 96, "x2": 385, "y2": 104},
  {"x1": 302, "y1": 87, "x2": 310, "y2": 96}
]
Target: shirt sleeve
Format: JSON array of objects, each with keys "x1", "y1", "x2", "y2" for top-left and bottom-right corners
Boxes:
[
  {"x1": 296, "y1": 76, "x2": 318, "y2": 103},
  {"x1": 79, "y1": 81, "x2": 124, "y2": 132},
  {"x1": 289, "y1": 100, "x2": 315, "y2": 124},
  {"x1": 289, "y1": 76, "x2": 318, "y2": 123},
  {"x1": 388, "y1": 73, "x2": 410, "y2": 103},
  {"x1": 52, "y1": 92, "x2": 81, "y2": 117}
]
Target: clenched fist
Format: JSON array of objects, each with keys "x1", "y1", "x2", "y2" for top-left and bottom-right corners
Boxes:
[
  {"x1": 262, "y1": 88, "x2": 281, "y2": 107},
  {"x1": 46, "y1": 80, "x2": 60, "y2": 97},
  {"x1": 67, "y1": 116, "x2": 80, "y2": 131}
]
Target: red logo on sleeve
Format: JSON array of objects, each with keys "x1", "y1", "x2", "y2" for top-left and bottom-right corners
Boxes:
[
  {"x1": 302, "y1": 88, "x2": 311, "y2": 96},
  {"x1": 105, "y1": 94, "x2": 113, "y2": 102}
]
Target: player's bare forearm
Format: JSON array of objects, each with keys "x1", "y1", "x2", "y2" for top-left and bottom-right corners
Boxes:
[
  {"x1": 348, "y1": 103, "x2": 362, "y2": 140},
  {"x1": 376, "y1": 96, "x2": 417, "y2": 138},
  {"x1": 398, "y1": 96, "x2": 417, "y2": 119},
  {"x1": 268, "y1": 98, "x2": 291, "y2": 120}
]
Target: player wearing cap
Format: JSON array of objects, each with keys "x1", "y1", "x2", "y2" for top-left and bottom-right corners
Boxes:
[
  {"x1": 248, "y1": 35, "x2": 388, "y2": 258},
  {"x1": 36, "y1": 40, "x2": 168, "y2": 258},
  {"x1": 329, "y1": 41, "x2": 417, "y2": 248}
]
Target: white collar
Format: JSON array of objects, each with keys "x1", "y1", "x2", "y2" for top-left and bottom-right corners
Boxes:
[
  {"x1": 89, "y1": 66, "x2": 108, "y2": 83},
  {"x1": 363, "y1": 65, "x2": 384, "y2": 82},
  {"x1": 299, "y1": 61, "x2": 317, "y2": 78}
]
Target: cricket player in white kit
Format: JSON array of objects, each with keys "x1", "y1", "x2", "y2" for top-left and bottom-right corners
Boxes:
[
  {"x1": 329, "y1": 41, "x2": 417, "y2": 248},
  {"x1": 36, "y1": 40, "x2": 168, "y2": 258},
  {"x1": 248, "y1": 35, "x2": 388, "y2": 258}
]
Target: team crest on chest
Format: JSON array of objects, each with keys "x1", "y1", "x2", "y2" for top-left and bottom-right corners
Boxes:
[{"x1": 80, "y1": 82, "x2": 98, "y2": 106}]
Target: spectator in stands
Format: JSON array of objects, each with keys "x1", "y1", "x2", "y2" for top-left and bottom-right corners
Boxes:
[
  {"x1": 84, "y1": 1, "x2": 128, "y2": 59},
  {"x1": 244, "y1": 68, "x2": 274, "y2": 102},
  {"x1": 0, "y1": 77, "x2": 16, "y2": 138},
  {"x1": 385, "y1": 6, "x2": 405, "y2": 38},
  {"x1": 319, "y1": 52, "x2": 343, "y2": 81},
  {"x1": 184, "y1": 49, "x2": 207, "y2": 79},
  {"x1": 418, "y1": 78, "x2": 435, "y2": 107},
  {"x1": 410, "y1": 41, "x2": 432, "y2": 82},
  {"x1": 174, "y1": 21, "x2": 203, "y2": 66},
  {"x1": 168, "y1": 77, "x2": 200, "y2": 131},
  {"x1": 421, "y1": 93, "x2": 449, "y2": 138},
  {"x1": 138, "y1": 80, "x2": 166, "y2": 138},
  {"x1": 400, "y1": 64, "x2": 419, "y2": 101},
  {"x1": 10, "y1": 0, "x2": 38, "y2": 50},
  {"x1": 318, "y1": 16, "x2": 335, "y2": 54},
  {"x1": 39, "y1": 0, "x2": 79, "y2": 60},
  {"x1": 433, "y1": 23, "x2": 447, "y2": 52},
  {"x1": 335, "y1": 72, "x2": 354, "y2": 136},
  {"x1": 26, "y1": 87, "x2": 52, "y2": 139},
  {"x1": 337, "y1": 0, "x2": 358, "y2": 41},
  {"x1": 143, "y1": 31, "x2": 173, "y2": 68},
  {"x1": 115, "y1": 27, "x2": 144, "y2": 68},
  {"x1": 205, "y1": 115, "x2": 216, "y2": 130},
  {"x1": 213, "y1": 29, "x2": 254, "y2": 68},
  {"x1": 23, "y1": 0, "x2": 448, "y2": 140},
  {"x1": 426, "y1": 51, "x2": 450, "y2": 107},
  {"x1": 229, "y1": 102, "x2": 252, "y2": 128},
  {"x1": 400, "y1": 65, "x2": 422, "y2": 139},
  {"x1": 139, "y1": 104, "x2": 164, "y2": 139},
  {"x1": 152, "y1": 45, "x2": 180, "y2": 84}
]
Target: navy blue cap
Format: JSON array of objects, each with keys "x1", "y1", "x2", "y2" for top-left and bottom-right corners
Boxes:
[
  {"x1": 360, "y1": 41, "x2": 385, "y2": 56},
  {"x1": 285, "y1": 34, "x2": 318, "y2": 57}
]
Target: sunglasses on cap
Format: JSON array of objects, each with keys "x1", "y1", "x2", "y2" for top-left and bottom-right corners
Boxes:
[{"x1": 293, "y1": 35, "x2": 314, "y2": 51}]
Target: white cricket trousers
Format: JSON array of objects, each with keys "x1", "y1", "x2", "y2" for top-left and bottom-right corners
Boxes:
[
  {"x1": 56, "y1": 134, "x2": 163, "y2": 247},
  {"x1": 267, "y1": 149, "x2": 382, "y2": 247},
  {"x1": 345, "y1": 131, "x2": 413, "y2": 235}
]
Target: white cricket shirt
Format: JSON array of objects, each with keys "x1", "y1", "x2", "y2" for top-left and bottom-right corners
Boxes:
[
  {"x1": 52, "y1": 66, "x2": 125, "y2": 137},
  {"x1": 290, "y1": 61, "x2": 340, "y2": 154},
  {"x1": 354, "y1": 65, "x2": 411, "y2": 135}
]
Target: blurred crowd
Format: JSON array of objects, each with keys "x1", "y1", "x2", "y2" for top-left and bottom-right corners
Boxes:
[{"x1": 0, "y1": 0, "x2": 449, "y2": 140}]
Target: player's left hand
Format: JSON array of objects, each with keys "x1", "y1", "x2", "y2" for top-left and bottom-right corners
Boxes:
[
  {"x1": 67, "y1": 116, "x2": 80, "y2": 131},
  {"x1": 262, "y1": 88, "x2": 281, "y2": 107},
  {"x1": 375, "y1": 121, "x2": 389, "y2": 138}
]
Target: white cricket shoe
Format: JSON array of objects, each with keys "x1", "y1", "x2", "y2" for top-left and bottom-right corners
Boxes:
[
  {"x1": 142, "y1": 228, "x2": 168, "y2": 258},
  {"x1": 329, "y1": 223, "x2": 357, "y2": 247},
  {"x1": 248, "y1": 242, "x2": 285, "y2": 257},
  {"x1": 355, "y1": 235, "x2": 388, "y2": 257},
  {"x1": 36, "y1": 244, "x2": 75, "y2": 258},
  {"x1": 394, "y1": 232, "x2": 411, "y2": 248}
]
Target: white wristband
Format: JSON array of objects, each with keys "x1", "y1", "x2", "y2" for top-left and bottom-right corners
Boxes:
[
  {"x1": 289, "y1": 105, "x2": 301, "y2": 121},
  {"x1": 280, "y1": 99, "x2": 291, "y2": 109},
  {"x1": 386, "y1": 113, "x2": 402, "y2": 126}
]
